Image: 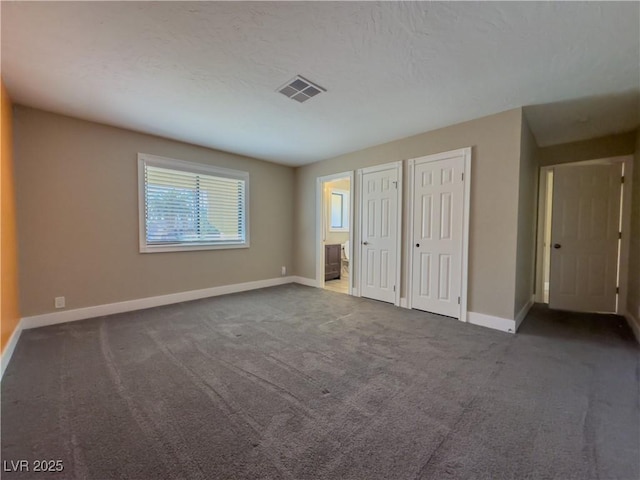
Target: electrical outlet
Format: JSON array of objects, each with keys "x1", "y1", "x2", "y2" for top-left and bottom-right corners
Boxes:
[
  {"x1": 54, "y1": 296, "x2": 65, "y2": 309},
  {"x1": 281, "y1": 266, "x2": 287, "y2": 276}
]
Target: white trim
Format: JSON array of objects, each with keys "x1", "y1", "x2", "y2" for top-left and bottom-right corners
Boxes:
[
  {"x1": 316, "y1": 177, "x2": 324, "y2": 289},
  {"x1": 406, "y1": 147, "x2": 472, "y2": 323},
  {"x1": 1, "y1": 320, "x2": 24, "y2": 380},
  {"x1": 292, "y1": 276, "x2": 319, "y2": 288},
  {"x1": 315, "y1": 171, "x2": 354, "y2": 295},
  {"x1": 624, "y1": 312, "x2": 640, "y2": 344},
  {"x1": 21, "y1": 277, "x2": 295, "y2": 330},
  {"x1": 410, "y1": 148, "x2": 471, "y2": 164},
  {"x1": 534, "y1": 168, "x2": 551, "y2": 303},
  {"x1": 359, "y1": 162, "x2": 401, "y2": 175},
  {"x1": 357, "y1": 161, "x2": 403, "y2": 306},
  {"x1": 355, "y1": 169, "x2": 363, "y2": 298},
  {"x1": 395, "y1": 162, "x2": 403, "y2": 307},
  {"x1": 407, "y1": 158, "x2": 415, "y2": 309},
  {"x1": 348, "y1": 174, "x2": 355, "y2": 296},
  {"x1": 467, "y1": 311, "x2": 516, "y2": 334},
  {"x1": 515, "y1": 295, "x2": 535, "y2": 331},
  {"x1": 460, "y1": 148, "x2": 472, "y2": 324},
  {"x1": 618, "y1": 157, "x2": 633, "y2": 315}
]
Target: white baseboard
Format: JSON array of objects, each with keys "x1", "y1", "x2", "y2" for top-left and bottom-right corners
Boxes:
[
  {"x1": 467, "y1": 311, "x2": 516, "y2": 334},
  {"x1": 399, "y1": 297, "x2": 408, "y2": 309},
  {"x1": 1, "y1": 319, "x2": 24, "y2": 380},
  {"x1": 292, "y1": 276, "x2": 319, "y2": 288},
  {"x1": 515, "y1": 296, "x2": 535, "y2": 331},
  {"x1": 624, "y1": 311, "x2": 640, "y2": 344},
  {"x1": 22, "y1": 276, "x2": 296, "y2": 331}
]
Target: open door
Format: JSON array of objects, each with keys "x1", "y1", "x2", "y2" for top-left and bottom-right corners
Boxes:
[
  {"x1": 549, "y1": 163, "x2": 622, "y2": 313},
  {"x1": 316, "y1": 172, "x2": 354, "y2": 295}
]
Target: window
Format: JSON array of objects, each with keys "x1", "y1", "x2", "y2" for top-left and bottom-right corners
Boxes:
[
  {"x1": 138, "y1": 153, "x2": 249, "y2": 252},
  {"x1": 329, "y1": 189, "x2": 349, "y2": 232}
]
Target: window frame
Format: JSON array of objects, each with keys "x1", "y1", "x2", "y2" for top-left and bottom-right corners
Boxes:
[{"x1": 137, "y1": 153, "x2": 250, "y2": 253}]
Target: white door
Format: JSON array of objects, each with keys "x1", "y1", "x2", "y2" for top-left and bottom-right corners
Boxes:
[
  {"x1": 411, "y1": 154, "x2": 465, "y2": 318},
  {"x1": 360, "y1": 164, "x2": 400, "y2": 304},
  {"x1": 549, "y1": 164, "x2": 622, "y2": 313}
]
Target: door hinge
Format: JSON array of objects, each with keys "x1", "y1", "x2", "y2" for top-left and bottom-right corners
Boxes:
[
  {"x1": 393, "y1": 285, "x2": 396, "y2": 292},
  {"x1": 616, "y1": 286, "x2": 620, "y2": 294},
  {"x1": 461, "y1": 172, "x2": 464, "y2": 181},
  {"x1": 619, "y1": 231, "x2": 622, "y2": 239},
  {"x1": 457, "y1": 296, "x2": 460, "y2": 305},
  {"x1": 621, "y1": 176, "x2": 625, "y2": 184}
]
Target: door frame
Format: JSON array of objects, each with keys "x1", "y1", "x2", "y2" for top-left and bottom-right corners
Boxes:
[
  {"x1": 406, "y1": 147, "x2": 472, "y2": 323},
  {"x1": 534, "y1": 167, "x2": 553, "y2": 304},
  {"x1": 315, "y1": 171, "x2": 355, "y2": 294},
  {"x1": 356, "y1": 161, "x2": 403, "y2": 306},
  {"x1": 534, "y1": 155, "x2": 633, "y2": 314}
]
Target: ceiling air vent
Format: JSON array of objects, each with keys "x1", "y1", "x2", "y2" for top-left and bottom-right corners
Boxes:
[{"x1": 277, "y1": 75, "x2": 326, "y2": 103}]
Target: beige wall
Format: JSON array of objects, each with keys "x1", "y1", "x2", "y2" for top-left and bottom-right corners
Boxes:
[
  {"x1": 11, "y1": 103, "x2": 636, "y2": 328},
  {"x1": 537, "y1": 131, "x2": 636, "y2": 167},
  {"x1": 14, "y1": 107, "x2": 294, "y2": 316},
  {"x1": 514, "y1": 112, "x2": 539, "y2": 317},
  {"x1": 294, "y1": 108, "x2": 523, "y2": 321},
  {"x1": 628, "y1": 130, "x2": 640, "y2": 327}
]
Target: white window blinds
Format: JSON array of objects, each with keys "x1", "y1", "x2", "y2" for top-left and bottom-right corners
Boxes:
[{"x1": 138, "y1": 154, "x2": 249, "y2": 252}]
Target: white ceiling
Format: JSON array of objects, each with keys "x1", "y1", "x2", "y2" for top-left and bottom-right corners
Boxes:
[{"x1": 2, "y1": 2, "x2": 639, "y2": 166}]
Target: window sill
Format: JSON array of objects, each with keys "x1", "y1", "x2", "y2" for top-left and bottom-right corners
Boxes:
[{"x1": 140, "y1": 242, "x2": 250, "y2": 253}]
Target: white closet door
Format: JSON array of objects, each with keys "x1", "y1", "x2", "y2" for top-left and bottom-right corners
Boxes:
[
  {"x1": 360, "y1": 165, "x2": 400, "y2": 304},
  {"x1": 411, "y1": 154, "x2": 465, "y2": 318}
]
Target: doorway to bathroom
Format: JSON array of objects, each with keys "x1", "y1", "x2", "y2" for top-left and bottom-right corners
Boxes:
[{"x1": 316, "y1": 172, "x2": 354, "y2": 295}]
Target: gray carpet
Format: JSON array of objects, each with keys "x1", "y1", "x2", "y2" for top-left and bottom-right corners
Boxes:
[{"x1": 2, "y1": 284, "x2": 639, "y2": 480}]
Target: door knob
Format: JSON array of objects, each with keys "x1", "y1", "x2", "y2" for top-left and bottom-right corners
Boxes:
[
  {"x1": 416, "y1": 243, "x2": 420, "y2": 247},
  {"x1": 553, "y1": 243, "x2": 562, "y2": 249},
  {"x1": 363, "y1": 241, "x2": 369, "y2": 245}
]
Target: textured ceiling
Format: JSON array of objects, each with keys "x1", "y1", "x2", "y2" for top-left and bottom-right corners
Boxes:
[{"x1": 2, "y1": 2, "x2": 639, "y2": 165}]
